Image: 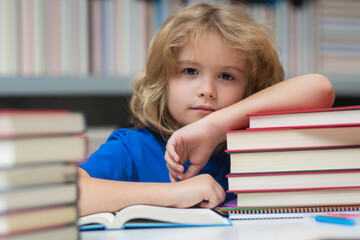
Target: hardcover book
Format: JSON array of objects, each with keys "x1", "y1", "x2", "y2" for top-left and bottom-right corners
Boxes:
[
  {"x1": 0, "y1": 184, "x2": 77, "y2": 213},
  {"x1": 227, "y1": 145, "x2": 360, "y2": 173},
  {"x1": 0, "y1": 163, "x2": 77, "y2": 189},
  {"x1": 0, "y1": 109, "x2": 86, "y2": 138},
  {"x1": 226, "y1": 124, "x2": 360, "y2": 151},
  {"x1": 0, "y1": 135, "x2": 87, "y2": 168},
  {"x1": 232, "y1": 188, "x2": 360, "y2": 208},
  {"x1": 0, "y1": 205, "x2": 77, "y2": 237},
  {"x1": 248, "y1": 105, "x2": 360, "y2": 129},
  {"x1": 227, "y1": 170, "x2": 360, "y2": 192}
]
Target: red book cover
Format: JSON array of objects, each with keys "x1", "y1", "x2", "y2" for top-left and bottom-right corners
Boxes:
[
  {"x1": 226, "y1": 123, "x2": 360, "y2": 133},
  {"x1": 225, "y1": 144, "x2": 360, "y2": 153},
  {"x1": 226, "y1": 169, "x2": 360, "y2": 178},
  {"x1": 227, "y1": 170, "x2": 360, "y2": 193},
  {"x1": 247, "y1": 105, "x2": 360, "y2": 117},
  {"x1": 247, "y1": 105, "x2": 360, "y2": 129},
  {"x1": 227, "y1": 186, "x2": 360, "y2": 193},
  {"x1": 226, "y1": 124, "x2": 360, "y2": 151}
]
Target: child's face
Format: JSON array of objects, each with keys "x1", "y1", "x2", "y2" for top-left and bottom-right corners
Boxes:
[{"x1": 167, "y1": 30, "x2": 247, "y2": 127}]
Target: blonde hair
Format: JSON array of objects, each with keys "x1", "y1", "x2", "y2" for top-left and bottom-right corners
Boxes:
[{"x1": 130, "y1": 2, "x2": 284, "y2": 139}]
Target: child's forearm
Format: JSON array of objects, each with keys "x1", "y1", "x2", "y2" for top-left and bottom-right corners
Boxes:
[
  {"x1": 208, "y1": 73, "x2": 335, "y2": 143},
  {"x1": 77, "y1": 169, "x2": 225, "y2": 216},
  {"x1": 78, "y1": 168, "x2": 173, "y2": 216}
]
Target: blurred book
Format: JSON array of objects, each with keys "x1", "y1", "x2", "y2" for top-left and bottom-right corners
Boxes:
[
  {"x1": 1, "y1": 225, "x2": 79, "y2": 240},
  {"x1": 0, "y1": 109, "x2": 86, "y2": 138},
  {"x1": 0, "y1": 163, "x2": 77, "y2": 189},
  {"x1": 0, "y1": 135, "x2": 87, "y2": 168},
  {"x1": 0, "y1": 205, "x2": 77, "y2": 237},
  {"x1": 0, "y1": 183, "x2": 77, "y2": 213},
  {"x1": 0, "y1": 109, "x2": 86, "y2": 239}
]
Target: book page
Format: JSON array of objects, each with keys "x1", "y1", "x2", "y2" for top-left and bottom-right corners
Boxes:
[{"x1": 78, "y1": 212, "x2": 115, "y2": 228}]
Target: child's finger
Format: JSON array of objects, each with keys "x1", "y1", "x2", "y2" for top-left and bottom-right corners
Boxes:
[
  {"x1": 165, "y1": 151, "x2": 184, "y2": 173},
  {"x1": 166, "y1": 162, "x2": 184, "y2": 178},
  {"x1": 165, "y1": 142, "x2": 180, "y2": 163},
  {"x1": 168, "y1": 168, "x2": 184, "y2": 182},
  {"x1": 199, "y1": 189, "x2": 225, "y2": 209},
  {"x1": 184, "y1": 165, "x2": 202, "y2": 180},
  {"x1": 169, "y1": 173, "x2": 177, "y2": 182}
]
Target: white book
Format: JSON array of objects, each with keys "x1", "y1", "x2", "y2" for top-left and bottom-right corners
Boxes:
[
  {"x1": 0, "y1": 183, "x2": 78, "y2": 212},
  {"x1": 0, "y1": 163, "x2": 78, "y2": 189}
]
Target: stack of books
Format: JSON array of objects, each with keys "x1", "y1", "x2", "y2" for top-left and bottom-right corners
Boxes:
[
  {"x1": 225, "y1": 105, "x2": 360, "y2": 211},
  {"x1": 0, "y1": 109, "x2": 88, "y2": 240}
]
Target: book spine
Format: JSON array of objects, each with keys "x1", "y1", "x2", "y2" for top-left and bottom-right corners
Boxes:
[
  {"x1": 34, "y1": 0, "x2": 46, "y2": 75},
  {"x1": 227, "y1": 169, "x2": 360, "y2": 178},
  {"x1": 79, "y1": 0, "x2": 89, "y2": 75},
  {"x1": 227, "y1": 186, "x2": 360, "y2": 194}
]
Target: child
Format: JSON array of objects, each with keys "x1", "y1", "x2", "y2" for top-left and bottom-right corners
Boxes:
[{"x1": 78, "y1": 2, "x2": 334, "y2": 216}]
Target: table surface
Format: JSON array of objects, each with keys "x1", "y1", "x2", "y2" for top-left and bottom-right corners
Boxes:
[{"x1": 80, "y1": 217, "x2": 360, "y2": 240}]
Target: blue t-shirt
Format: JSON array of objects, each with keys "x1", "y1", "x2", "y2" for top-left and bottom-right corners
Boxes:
[{"x1": 79, "y1": 128, "x2": 235, "y2": 202}]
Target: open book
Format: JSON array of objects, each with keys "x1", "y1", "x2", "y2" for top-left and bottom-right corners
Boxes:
[{"x1": 78, "y1": 205, "x2": 231, "y2": 230}]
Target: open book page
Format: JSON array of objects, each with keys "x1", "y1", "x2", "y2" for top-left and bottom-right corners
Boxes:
[
  {"x1": 78, "y1": 212, "x2": 115, "y2": 229},
  {"x1": 78, "y1": 205, "x2": 231, "y2": 230},
  {"x1": 112, "y1": 205, "x2": 230, "y2": 228}
]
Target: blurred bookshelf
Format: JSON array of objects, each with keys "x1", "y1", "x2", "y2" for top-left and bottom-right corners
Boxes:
[
  {"x1": 0, "y1": 0, "x2": 359, "y2": 127},
  {"x1": 0, "y1": 75, "x2": 134, "y2": 96}
]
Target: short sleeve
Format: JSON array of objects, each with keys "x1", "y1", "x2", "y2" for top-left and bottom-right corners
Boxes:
[
  {"x1": 79, "y1": 129, "x2": 139, "y2": 181},
  {"x1": 78, "y1": 128, "x2": 170, "y2": 183}
]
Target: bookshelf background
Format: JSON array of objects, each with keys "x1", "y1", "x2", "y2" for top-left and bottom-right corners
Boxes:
[{"x1": 0, "y1": 0, "x2": 359, "y2": 129}]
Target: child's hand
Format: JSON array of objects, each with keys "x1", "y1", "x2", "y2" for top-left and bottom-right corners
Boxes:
[
  {"x1": 170, "y1": 174, "x2": 225, "y2": 208},
  {"x1": 165, "y1": 119, "x2": 220, "y2": 182}
]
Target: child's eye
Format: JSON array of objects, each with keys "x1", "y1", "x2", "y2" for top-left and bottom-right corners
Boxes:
[
  {"x1": 219, "y1": 73, "x2": 234, "y2": 81},
  {"x1": 183, "y1": 68, "x2": 198, "y2": 75}
]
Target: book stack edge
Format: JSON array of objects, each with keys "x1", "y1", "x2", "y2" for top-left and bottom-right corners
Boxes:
[
  {"x1": 0, "y1": 109, "x2": 88, "y2": 240},
  {"x1": 224, "y1": 105, "x2": 360, "y2": 217}
]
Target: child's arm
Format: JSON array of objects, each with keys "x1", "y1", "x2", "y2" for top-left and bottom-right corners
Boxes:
[
  {"x1": 77, "y1": 168, "x2": 225, "y2": 216},
  {"x1": 165, "y1": 74, "x2": 335, "y2": 181}
]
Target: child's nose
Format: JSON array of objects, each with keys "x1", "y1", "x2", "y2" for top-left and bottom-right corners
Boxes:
[{"x1": 197, "y1": 80, "x2": 217, "y2": 99}]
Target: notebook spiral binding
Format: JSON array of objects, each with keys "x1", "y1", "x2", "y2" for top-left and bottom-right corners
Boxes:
[{"x1": 229, "y1": 205, "x2": 360, "y2": 220}]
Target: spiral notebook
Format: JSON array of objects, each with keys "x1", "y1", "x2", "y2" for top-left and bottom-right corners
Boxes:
[{"x1": 216, "y1": 199, "x2": 360, "y2": 220}]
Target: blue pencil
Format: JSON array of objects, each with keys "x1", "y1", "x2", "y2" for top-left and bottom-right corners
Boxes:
[{"x1": 314, "y1": 215, "x2": 356, "y2": 226}]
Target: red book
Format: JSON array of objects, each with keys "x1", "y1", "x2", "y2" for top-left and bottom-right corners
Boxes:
[
  {"x1": 226, "y1": 123, "x2": 360, "y2": 151},
  {"x1": 248, "y1": 105, "x2": 360, "y2": 129},
  {"x1": 230, "y1": 187, "x2": 360, "y2": 208},
  {"x1": 226, "y1": 145, "x2": 360, "y2": 173},
  {"x1": 227, "y1": 169, "x2": 360, "y2": 193}
]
